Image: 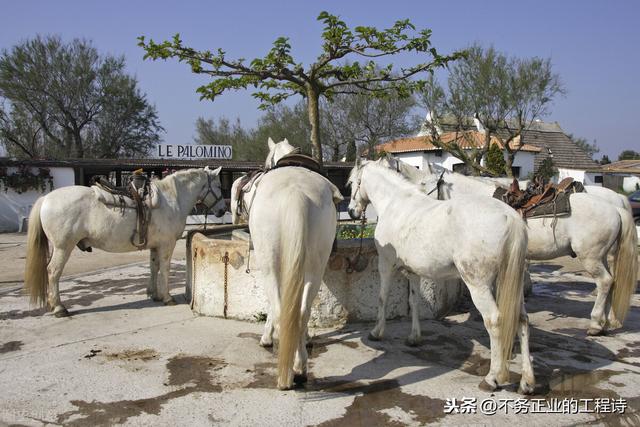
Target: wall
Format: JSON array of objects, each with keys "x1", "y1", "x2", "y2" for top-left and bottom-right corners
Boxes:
[
  {"x1": 622, "y1": 175, "x2": 640, "y2": 192},
  {"x1": 0, "y1": 167, "x2": 75, "y2": 232},
  {"x1": 187, "y1": 231, "x2": 465, "y2": 327},
  {"x1": 394, "y1": 150, "x2": 534, "y2": 178}
]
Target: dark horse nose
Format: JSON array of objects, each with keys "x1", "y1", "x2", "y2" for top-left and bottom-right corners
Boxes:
[{"x1": 348, "y1": 208, "x2": 358, "y2": 220}]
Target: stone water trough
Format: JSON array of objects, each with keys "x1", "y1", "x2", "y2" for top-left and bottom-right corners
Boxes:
[{"x1": 186, "y1": 226, "x2": 465, "y2": 327}]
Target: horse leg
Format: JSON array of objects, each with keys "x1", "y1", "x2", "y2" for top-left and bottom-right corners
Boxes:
[
  {"x1": 405, "y1": 277, "x2": 422, "y2": 346},
  {"x1": 369, "y1": 256, "x2": 394, "y2": 341},
  {"x1": 517, "y1": 301, "x2": 536, "y2": 394},
  {"x1": 147, "y1": 248, "x2": 160, "y2": 300},
  {"x1": 465, "y1": 283, "x2": 504, "y2": 391},
  {"x1": 47, "y1": 245, "x2": 73, "y2": 317},
  {"x1": 155, "y1": 243, "x2": 177, "y2": 305},
  {"x1": 260, "y1": 272, "x2": 279, "y2": 348},
  {"x1": 293, "y1": 276, "x2": 322, "y2": 384},
  {"x1": 580, "y1": 256, "x2": 613, "y2": 335}
]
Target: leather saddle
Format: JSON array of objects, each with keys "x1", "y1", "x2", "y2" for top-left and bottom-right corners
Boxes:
[
  {"x1": 495, "y1": 176, "x2": 584, "y2": 218},
  {"x1": 90, "y1": 173, "x2": 156, "y2": 248}
]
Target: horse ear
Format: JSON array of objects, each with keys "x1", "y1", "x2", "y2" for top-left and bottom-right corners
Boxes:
[
  {"x1": 211, "y1": 166, "x2": 222, "y2": 176},
  {"x1": 204, "y1": 166, "x2": 210, "y2": 171},
  {"x1": 268, "y1": 137, "x2": 275, "y2": 150},
  {"x1": 283, "y1": 138, "x2": 289, "y2": 144}
]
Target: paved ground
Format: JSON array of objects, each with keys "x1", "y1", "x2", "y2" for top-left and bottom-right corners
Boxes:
[{"x1": 0, "y1": 233, "x2": 639, "y2": 426}]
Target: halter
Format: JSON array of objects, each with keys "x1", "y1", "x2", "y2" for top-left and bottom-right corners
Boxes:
[
  {"x1": 197, "y1": 173, "x2": 224, "y2": 212},
  {"x1": 426, "y1": 170, "x2": 446, "y2": 200}
]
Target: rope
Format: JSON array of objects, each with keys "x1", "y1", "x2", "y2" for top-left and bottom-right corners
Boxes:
[{"x1": 221, "y1": 251, "x2": 229, "y2": 318}]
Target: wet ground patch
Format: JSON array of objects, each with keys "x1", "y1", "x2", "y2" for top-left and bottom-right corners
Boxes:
[
  {"x1": 0, "y1": 340, "x2": 23, "y2": 354},
  {"x1": 56, "y1": 354, "x2": 225, "y2": 426}
]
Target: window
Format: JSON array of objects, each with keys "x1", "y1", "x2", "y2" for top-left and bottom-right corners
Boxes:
[
  {"x1": 511, "y1": 167, "x2": 521, "y2": 179},
  {"x1": 594, "y1": 175, "x2": 603, "y2": 184}
]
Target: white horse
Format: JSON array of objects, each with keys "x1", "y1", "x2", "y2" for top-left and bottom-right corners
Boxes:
[
  {"x1": 385, "y1": 157, "x2": 638, "y2": 335},
  {"x1": 24, "y1": 167, "x2": 227, "y2": 316},
  {"x1": 348, "y1": 159, "x2": 535, "y2": 393},
  {"x1": 240, "y1": 139, "x2": 341, "y2": 389}
]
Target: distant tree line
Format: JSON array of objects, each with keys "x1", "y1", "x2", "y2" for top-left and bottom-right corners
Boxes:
[
  {"x1": 0, "y1": 36, "x2": 163, "y2": 159},
  {"x1": 194, "y1": 89, "x2": 418, "y2": 162}
]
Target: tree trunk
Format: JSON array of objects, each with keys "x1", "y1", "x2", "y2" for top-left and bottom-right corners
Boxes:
[
  {"x1": 73, "y1": 128, "x2": 84, "y2": 158},
  {"x1": 505, "y1": 152, "x2": 515, "y2": 178},
  {"x1": 305, "y1": 84, "x2": 323, "y2": 167}
]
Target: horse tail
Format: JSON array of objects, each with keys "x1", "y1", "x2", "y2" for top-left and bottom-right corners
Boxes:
[
  {"x1": 24, "y1": 197, "x2": 50, "y2": 307},
  {"x1": 277, "y1": 193, "x2": 308, "y2": 390},
  {"x1": 495, "y1": 214, "x2": 528, "y2": 383},
  {"x1": 609, "y1": 206, "x2": 639, "y2": 328}
]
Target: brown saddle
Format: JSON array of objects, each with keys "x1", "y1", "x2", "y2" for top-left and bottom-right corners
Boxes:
[
  {"x1": 90, "y1": 175, "x2": 152, "y2": 248},
  {"x1": 494, "y1": 176, "x2": 584, "y2": 218},
  {"x1": 273, "y1": 153, "x2": 326, "y2": 176}
]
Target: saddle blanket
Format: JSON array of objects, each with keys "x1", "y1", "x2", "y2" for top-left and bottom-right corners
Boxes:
[
  {"x1": 92, "y1": 183, "x2": 160, "y2": 210},
  {"x1": 493, "y1": 186, "x2": 572, "y2": 219}
]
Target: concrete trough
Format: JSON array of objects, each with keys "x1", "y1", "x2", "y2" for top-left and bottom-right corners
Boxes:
[{"x1": 186, "y1": 227, "x2": 465, "y2": 327}]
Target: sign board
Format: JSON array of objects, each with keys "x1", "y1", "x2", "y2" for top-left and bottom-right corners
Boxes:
[{"x1": 155, "y1": 144, "x2": 232, "y2": 160}]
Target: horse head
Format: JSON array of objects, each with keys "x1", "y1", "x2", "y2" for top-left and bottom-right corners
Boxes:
[
  {"x1": 265, "y1": 137, "x2": 299, "y2": 169},
  {"x1": 347, "y1": 156, "x2": 370, "y2": 219},
  {"x1": 198, "y1": 166, "x2": 227, "y2": 218}
]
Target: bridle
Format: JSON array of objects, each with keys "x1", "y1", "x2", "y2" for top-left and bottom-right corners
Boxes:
[
  {"x1": 197, "y1": 173, "x2": 224, "y2": 211},
  {"x1": 426, "y1": 170, "x2": 446, "y2": 200}
]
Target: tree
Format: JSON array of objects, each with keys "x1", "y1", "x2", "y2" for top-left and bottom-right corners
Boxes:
[
  {"x1": 420, "y1": 45, "x2": 564, "y2": 176},
  {"x1": 194, "y1": 102, "x2": 311, "y2": 161},
  {"x1": 618, "y1": 150, "x2": 640, "y2": 161},
  {"x1": 536, "y1": 156, "x2": 557, "y2": 180},
  {"x1": 139, "y1": 11, "x2": 462, "y2": 166},
  {"x1": 486, "y1": 142, "x2": 507, "y2": 176},
  {"x1": 0, "y1": 36, "x2": 162, "y2": 159},
  {"x1": 568, "y1": 133, "x2": 599, "y2": 159},
  {"x1": 321, "y1": 83, "x2": 417, "y2": 160},
  {"x1": 600, "y1": 154, "x2": 611, "y2": 165}
]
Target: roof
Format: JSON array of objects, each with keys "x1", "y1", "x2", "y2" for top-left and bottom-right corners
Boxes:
[
  {"x1": 519, "y1": 130, "x2": 601, "y2": 171},
  {"x1": 418, "y1": 117, "x2": 600, "y2": 172},
  {"x1": 599, "y1": 159, "x2": 640, "y2": 174},
  {"x1": 376, "y1": 130, "x2": 541, "y2": 154},
  {"x1": 0, "y1": 157, "x2": 353, "y2": 171}
]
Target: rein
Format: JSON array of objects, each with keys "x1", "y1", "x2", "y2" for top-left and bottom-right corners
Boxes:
[
  {"x1": 426, "y1": 170, "x2": 446, "y2": 200},
  {"x1": 197, "y1": 173, "x2": 224, "y2": 230}
]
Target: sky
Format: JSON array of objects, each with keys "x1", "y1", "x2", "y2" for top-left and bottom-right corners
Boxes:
[{"x1": 1, "y1": 0, "x2": 639, "y2": 159}]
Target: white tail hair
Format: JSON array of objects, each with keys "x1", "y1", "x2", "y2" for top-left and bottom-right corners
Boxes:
[
  {"x1": 24, "y1": 197, "x2": 50, "y2": 307},
  {"x1": 276, "y1": 192, "x2": 308, "y2": 389},
  {"x1": 495, "y1": 215, "x2": 528, "y2": 382}
]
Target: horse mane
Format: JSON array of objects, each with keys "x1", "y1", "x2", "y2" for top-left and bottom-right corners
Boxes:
[
  {"x1": 364, "y1": 161, "x2": 428, "y2": 198},
  {"x1": 153, "y1": 168, "x2": 206, "y2": 201}
]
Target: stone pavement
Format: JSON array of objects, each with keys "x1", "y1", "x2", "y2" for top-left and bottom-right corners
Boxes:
[{"x1": 0, "y1": 255, "x2": 638, "y2": 426}]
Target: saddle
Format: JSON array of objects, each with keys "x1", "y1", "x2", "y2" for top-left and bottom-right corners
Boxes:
[
  {"x1": 272, "y1": 153, "x2": 326, "y2": 176},
  {"x1": 493, "y1": 176, "x2": 584, "y2": 219},
  {"x1": 234, "y1": 169, "x2": 265, "y2": 220},
  {"x1": 90, "y1": 170, "x2": 156, "y2": 248}
]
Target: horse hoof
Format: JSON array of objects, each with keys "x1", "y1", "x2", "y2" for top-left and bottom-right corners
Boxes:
[
  {"x1": 607, "y1": 318, "x2": 622, "y2": 330},
  {"x1": 164, "y1": 298, "x2": 177, "y2": 306},
  {"x1": 293, "y1": 374, "x2": 308, "y2": 385},
  {"x1": 587, "y1": 327, "x2": 605, "y2": 336},
  {"x1": 259, "y1": 339, "x2": 273, "y2": 348},
  {"x1": 54, "y1": 307, "x2": 71, "y2": 318},
  {"x1": 277, "y1": 381, "x2": 294, "y2": 391},
  {"x1": 368, "y1": 332, "x2": 382, "y2": 341},
  {"x1": 518, "y1": 383, "x2": 536, "y2": 395},
  {"x1": 478, "y1": 379, "x2": 498, "y2": 392},
  {"x1": 404, "y1": 337, "x2": 422, "y2": 347}
]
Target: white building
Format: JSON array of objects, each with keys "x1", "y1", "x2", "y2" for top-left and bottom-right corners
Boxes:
[
  {"x1": 0, "y1": 165, "x2": 75, "y2": 232},
  {"x1": 376, "y1": 130, "x2": 540, "y2": 178}
]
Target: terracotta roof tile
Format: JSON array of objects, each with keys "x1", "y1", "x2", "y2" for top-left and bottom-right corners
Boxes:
[{"x1": 377, "y1": 131, "x2": 541, "y2": 154}]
